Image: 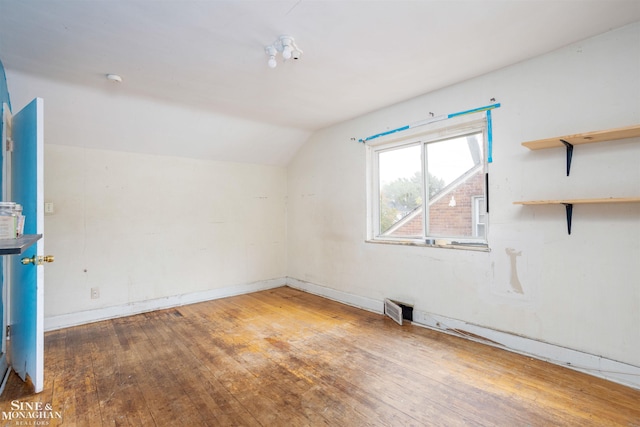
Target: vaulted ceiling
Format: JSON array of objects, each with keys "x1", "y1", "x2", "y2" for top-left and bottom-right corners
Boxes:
[{"x1": 1, "y1": 1, "x2": 639, "y2": 165}]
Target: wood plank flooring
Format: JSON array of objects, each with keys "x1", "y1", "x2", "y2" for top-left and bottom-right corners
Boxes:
[{"x1": 1, "y1": 286, "x2": 639, "y2": 426}]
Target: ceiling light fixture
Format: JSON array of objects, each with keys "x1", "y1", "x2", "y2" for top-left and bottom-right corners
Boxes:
[{"x1": 264, "y1": 35, "x2": 302, "y2": 68}]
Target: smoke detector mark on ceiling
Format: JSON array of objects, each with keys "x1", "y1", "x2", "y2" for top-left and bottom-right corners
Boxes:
[{"x1": 106, "y1": 74, "x2": 123, "y2": 83}]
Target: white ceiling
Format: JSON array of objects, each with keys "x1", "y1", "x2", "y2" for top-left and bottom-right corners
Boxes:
[{"x1": 1, "y1": 1, "x2": 639, "y2": 165}]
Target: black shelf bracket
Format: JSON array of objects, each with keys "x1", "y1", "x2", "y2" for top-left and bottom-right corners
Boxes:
[
  {"x1": 560, "y1": 139, "x2": 574, "y2": 176},
  {"x1": 562, "y1": 203, "x2": 573, "y2": 235}
]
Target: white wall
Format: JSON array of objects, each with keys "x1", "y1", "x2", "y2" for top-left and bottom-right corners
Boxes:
[
  {"x1": 42, "y1": 146, "x2": 286, "y2": 319},
  {"x1": 6, "y1": 72, "x2": 288, "y2": 322},
  {"x1": 287, "y1": 23, "x2": 640, "y2": 368}
]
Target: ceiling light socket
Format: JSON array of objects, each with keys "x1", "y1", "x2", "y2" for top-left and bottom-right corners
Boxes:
[
  {"x1": 106, "y1": 74, "x2": 123, "y2": 83},
  {"x1": 265, "y1": 45, "x2": 277, "y2": 57},
  {"x1": 265, "y1": 35, "x2": 302, "y2": 68}
]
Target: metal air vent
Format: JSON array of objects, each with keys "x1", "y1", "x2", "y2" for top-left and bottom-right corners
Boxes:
[{"x1": 384, "y1": 298, "x2": 403, "y2": 325}]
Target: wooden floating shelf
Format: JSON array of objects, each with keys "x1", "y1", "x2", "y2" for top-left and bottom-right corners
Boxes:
[
  {"x1": 521, "y1": 124, "x2": 640, "y2": 176},
  {"x1": 513, "y1": 198, "x2": 640, "y2": 235},
  {"x1": 513, "y1": 197, "x2": 640, "y2": 205},
  {"x1": 522, "y1": 124, "x2": 640, "y2": 150}
]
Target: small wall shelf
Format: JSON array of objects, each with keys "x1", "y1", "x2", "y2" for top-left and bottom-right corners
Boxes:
[
  {"x1": 521, "y1": 124, "x2": 640, "y2": 175},
  {"x1": 0, "y1": 234, "x2": 42, "y2": 255},
  {"x1": 513, "y1": 198, "x2": 640, "y2": 234}
]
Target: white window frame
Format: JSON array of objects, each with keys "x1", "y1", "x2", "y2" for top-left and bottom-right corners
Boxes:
[
  {"x1": 472, "y1": 195, "x2": 486, "y2": 238},
  {"x1": 366, "y1": 116, "x2": 489, "y2": 249}
]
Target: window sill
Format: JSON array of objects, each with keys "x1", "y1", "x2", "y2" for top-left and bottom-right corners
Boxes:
[{"x1": 365, "y1": 239, "x2": 491, "y2": 252}]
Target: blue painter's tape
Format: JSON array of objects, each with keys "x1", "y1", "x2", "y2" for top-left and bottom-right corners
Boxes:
[
  {"x1": 487, "y1": 109, "x2": 493, "y2": 163},
  {"x1": 448, "y1": 103, "x2": 501, "y2": 119},
  {"x1": 358, "y1": 103, "x2": 501, "y2": 144}
]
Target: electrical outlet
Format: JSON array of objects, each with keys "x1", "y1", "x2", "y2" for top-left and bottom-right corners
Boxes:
[{"x1": 91, "y1": 287, "x2": 100, "y2": 299}]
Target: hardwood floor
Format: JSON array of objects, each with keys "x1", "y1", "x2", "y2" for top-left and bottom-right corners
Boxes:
[{"x1": 1, "y1": 286, "x2": 639, "y2": 426}]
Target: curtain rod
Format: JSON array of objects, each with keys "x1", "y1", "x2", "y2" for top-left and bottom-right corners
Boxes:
[
  {"x1": 357, "y1": 102, "x2": 500, "y2": 144},
  {"x1": 357, "y1": 102, "x2": 500, "y2": 163}
]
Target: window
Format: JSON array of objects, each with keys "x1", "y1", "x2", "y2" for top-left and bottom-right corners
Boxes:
[{"x1": 368, "y1": 119, "x2": 488, "y2": 246}]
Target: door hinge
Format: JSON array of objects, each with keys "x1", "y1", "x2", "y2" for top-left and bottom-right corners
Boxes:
[
  {"x1": 6, "y1": 325, "x2": 10, "y2": 337},
  {"x1": 2, "y1": 102, "x2": 12, "y2": 153}
]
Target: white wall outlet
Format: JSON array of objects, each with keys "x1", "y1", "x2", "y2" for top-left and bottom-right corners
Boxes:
[
  {"x1": 44, "y1": 202, "x2": 54, "y2": 215},
  {"x1": 91, "y1": 287, "x2": 100, "y2": 299}
]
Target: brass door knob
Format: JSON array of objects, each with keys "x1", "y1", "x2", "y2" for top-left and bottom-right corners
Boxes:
[{"x1": 21, "y1": 255, "x2": 55, "y2": 265}]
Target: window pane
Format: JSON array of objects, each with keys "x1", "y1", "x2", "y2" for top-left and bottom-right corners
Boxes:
[
  {"x1": 378, "y1": 144, "x2": 423, "y2": 237},
  {"x1": 427, "y1": 132, "x2": 484, "y2": 238}
]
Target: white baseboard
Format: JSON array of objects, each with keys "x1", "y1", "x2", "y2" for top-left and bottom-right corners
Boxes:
[
  {"x1": 44, "y1": 278, "x2": 286, "y2": 331},
  {"x1": 411, "y1": 309, "x2": 640, "y2": 390},
  {"x1": 287, "y1": 277, "x2": 640, "y2": 390},
  {"x1": 286, "y1": 277, "x2": 383, "y2": 314}
]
